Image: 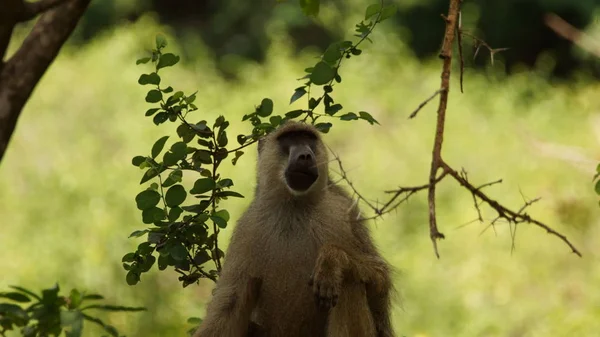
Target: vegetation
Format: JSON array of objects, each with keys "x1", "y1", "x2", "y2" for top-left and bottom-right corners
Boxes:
[{"x1": 1, "y1": 3, "x2": 598, "y2": 337}]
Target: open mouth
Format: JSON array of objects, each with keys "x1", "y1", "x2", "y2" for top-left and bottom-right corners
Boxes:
[{"x1": 285, "y1": 169, "x2": 318, "y2": 192}]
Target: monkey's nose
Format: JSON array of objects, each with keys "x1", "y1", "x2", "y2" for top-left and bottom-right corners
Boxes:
[{"x1": 298, "y1": 152, "x2": 313, "y2": 162}]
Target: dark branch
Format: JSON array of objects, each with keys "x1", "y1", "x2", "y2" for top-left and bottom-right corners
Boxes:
[
  {"x1": 441, "y1": 161, "x2": 582, "y2": 257},
  {"x1": 21, "y1": 0, "x2": 72, "y2": 21},
  {"x1": 0, "y1": 0, "x2": 91, "y2": 163}
]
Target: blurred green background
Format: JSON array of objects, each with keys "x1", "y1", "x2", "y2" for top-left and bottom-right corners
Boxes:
[{"x1": 1, "y1": 0, "x2": 600, "y2": 336}]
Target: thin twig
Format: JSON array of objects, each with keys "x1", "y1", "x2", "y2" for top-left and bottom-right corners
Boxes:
[{"x1": 409, "y1": 89, "x2": 445, "y2": 119}]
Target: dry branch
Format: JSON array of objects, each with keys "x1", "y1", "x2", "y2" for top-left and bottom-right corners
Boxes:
[
  {"x1": 331, "y1": 0, "x2": 582, "y2": 259},
  {"x1": 441, "y1": 161, "x2": 581, "y2": 257}
]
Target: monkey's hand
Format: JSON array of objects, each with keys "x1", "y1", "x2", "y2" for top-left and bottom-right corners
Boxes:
[{"x1": 309, "y1": 244, "x2": 350, "y2": 309}]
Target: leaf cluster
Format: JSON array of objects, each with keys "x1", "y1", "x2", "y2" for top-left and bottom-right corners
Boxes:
[{"x1": 0, "y1": 284, "x2": 144, "y2": 337}]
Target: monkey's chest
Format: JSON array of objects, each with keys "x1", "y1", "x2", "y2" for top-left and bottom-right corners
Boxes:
[{"x1": 252, "y1": 234, "x2": 326, "y2": 337}]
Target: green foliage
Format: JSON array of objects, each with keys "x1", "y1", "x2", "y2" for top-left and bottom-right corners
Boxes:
[
  {"x1": 0, "y1": 284, "x2": 144, "y2": 337},
  {"x1": 123, "y1": 2, "x2": 394, "y2": 289}
]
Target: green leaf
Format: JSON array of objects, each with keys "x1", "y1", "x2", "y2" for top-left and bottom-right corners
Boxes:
[
  {"x1": 135, "y1": 190, "x2": 161, "y2": 210},
  {"x1": 165, "y1": 185, "x2": 187, "y2": 207},
  {"x1": 131, "y1": 156, "x2": 146, "y2": 167},
  {"x1": 169, "y1": 141, "x2": 188, "y2": 160},
  {"x1": 270, "y1": 115, "x2": 283, "y2": 127},
  {"x1": 126, "y1": 271, "x2": 139, "y2": 285},
  {"x1": 365, "y1": 3, "x2": 381, "y2": 20},
  {"x1": 168, "y1": 206, "x2": 183, "y2": 222},
  {"x1": 325, "y1": 103, "x2": 343, "y2": 116},
  {"x1": 216, "y1": 178, "x2": 233, "y2": 188},
  {"x1": 163, "y1": 170, "x2": 183, "y2": 187},
  {"x1": 217, "y1": 130, "x2": 228, "y2": 147},
  {"x1": 216, "y1": 191, "x2": 245, "y2": 199},
  {"x1": 315, "y1": 122, "x2": 332, "y2": 133},
  {"x1": 290, "y1": 88, "x2": 307, "y2": 104},
  {"x1": 190, "y1": 178, "x2": 216, "y2": 195},
  {"x1": 351, "y1": 48, "x2": 362, "y2": 56},
  {"x1": 232, "y1": 150, "x2": 244, "y2": 165},
  {"x1": 157, "y1": 53, "x2": 180, "y2": 70},
  {"x1": 340, "y1": 112, "x2": 358, "y2": 120},
  {"x1": 286, "y1": 109, "x2": 304, "y2": 118},
  {"x1": 122, "y1": 253, "x2": 136, "y2": 262},
  {"x1": 128, "y1": 230, "x2": 149, "y2": 238},
  {"x1": 211, "y1": 215, "x2": 227, "y2": 229},
  {"x1": 9, "y1": 286, "x2": 41, "y2": 301},
  {"x1": 151, "y1": 136, "x2": 169, "y2": 159},
  {"x1": 138, "y1": 73, "x2": 161, "y2": 86},
  {"x1": 82, "y1": 294, "x2": 104, "y2": 301},
  {"x1": 0, "y1": 292, "x2": 31, "y2": 303},
  {"x1": 299, "y1": 0, "x2": 320, "y2": 16},
  {"x1": 310, "y1": 62, "x2": 335, "y2": 85},
  {"x1": 139, "y1": 166, "x2": 167, "y2": 184},
  {"x1": 323, "y1": 44, "x2": 343, "y2": 64},
  {"x1": 177, "y1": 124, "x2": 195, "y2": 143},
  {"x1": 380, "y1": 5, "x2": 397, "y2": 21},
  {"x1": 136, "y1": 57, "x2": 151, "y2": 65},
  {"x1": 170, "y1": 244, "x2": 187, "y2": 261},
  {"x1": 257, "y1": 98, "x2": 274, "y2": 117},
  {"x1": 595, "y1": 179, "x2": 600, "y2": 195},
  {"x1": 359, "y1": 111, "x2": 379, "y2": 125},
  {"x1": 213, "y1": 209, "x2": 230, "y2": 222},
  {"x1": 155, "y1": 34, "x2": 167, "y2": 49},
  {"x1": 145, "y1": 90, "x2": 162, "y2": 103},
  {"x1": 68, "y1": 289, "x2": 83, "y2": 309},
  {"x1": 153, "y1": 112, "x2": 168, "y2": 125},
  {"x1": 142, "y1": 207, "x2": 165, "y2": 224},
  {"x1": 145, "y1": 108, "x2": 159, "y2": 116},
  {"x1": 162, "y1": 86, "x2": 174, "y2": 93},
  {"x1": 187, "y1": 317, "x2": 203, "y2": 325}
]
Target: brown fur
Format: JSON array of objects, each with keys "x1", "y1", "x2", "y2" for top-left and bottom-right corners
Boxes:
[{"x1": 193, "y1": 121, "x2": 394, "y2": 337}]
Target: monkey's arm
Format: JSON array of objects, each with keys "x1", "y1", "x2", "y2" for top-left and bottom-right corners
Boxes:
[
  {"x1": 193, "y1": 272, "x2": 261, "y2": 337},
  {"x1": 351, "y1": 224, "x2": 395, "y2": 337},
  {"x1": 193, "y1": 226, "x2": 262, "y2": 337}
]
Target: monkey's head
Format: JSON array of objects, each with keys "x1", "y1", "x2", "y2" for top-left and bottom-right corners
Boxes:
[{"x1": 256, "y1": 121, "x2": 328, "y2": 198}]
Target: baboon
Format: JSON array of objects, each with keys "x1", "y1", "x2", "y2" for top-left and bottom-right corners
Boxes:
[{"x1": 193, "y1": 121, "x2": 394, "y2": 337}]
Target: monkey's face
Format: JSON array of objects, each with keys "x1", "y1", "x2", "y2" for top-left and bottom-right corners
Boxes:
[{"x1": 278, "y1": 130, "x2": 320, "y2": 194}]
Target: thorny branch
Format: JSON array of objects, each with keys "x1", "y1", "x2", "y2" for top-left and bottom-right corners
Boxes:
[{"x1": 331, "y1": 0, "x2": 582, "y2": 258}]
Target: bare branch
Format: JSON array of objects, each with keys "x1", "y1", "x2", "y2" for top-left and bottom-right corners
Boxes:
[
  {"x1": 441, "y1": 161, "x2": 582, "y2": 257},
  {"x1": 427, "y1": 0, "x2": 462, "y2": 258},
  {"x1": 0, "y1": 0, "x2": 91, "y2": 163},
  {"x1": 461, "y1": 30, "x2": 510, "y2": 65},
  {"x1": 408, "y1": 89, "x2": 444, "y2": 119}
]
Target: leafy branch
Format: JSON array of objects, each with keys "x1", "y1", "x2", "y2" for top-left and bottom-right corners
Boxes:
[
  {"x1": 124, "y1": 2, "x2": 396, "y2": 288},
  {"x1": 0, "y1": 284, "x2": 144, "y2": 337}
]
